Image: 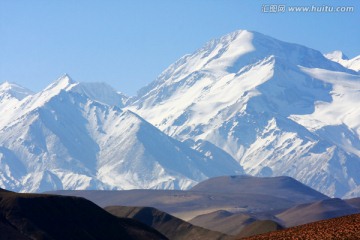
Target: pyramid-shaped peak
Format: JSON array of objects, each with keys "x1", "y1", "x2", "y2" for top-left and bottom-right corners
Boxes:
[
  {"x1": 58, "y1": 73, "x2": 76, "y2": 85},
  {"x1": 43, "y1": 74, "x2": 78, "y2": 93}
]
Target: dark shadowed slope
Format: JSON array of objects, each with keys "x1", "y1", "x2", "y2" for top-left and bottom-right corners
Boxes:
[
  {"x1": 242, "y1": 213, "x2": 360, "y2": 240},
  {"x1": 0, "y1": 220, "x2": 32, "y2": 240},
  {"x1": 189, "y1": 210, "x2": 256, "y2": 235},
  {"x1": 237, "y1": 220, "x2": 283, "y2": 238},
  {"x1": 276, "y1": 198, "x2": 360, "y2": 227},
  {"x1": 191, "y1": 175, "x2": 328, "y2": 203},
  {"x1": 105, "y1": 206, "x2": 228, "y2": 240},
  {"x1": 0, "y1": 189, "x2": 167, "y2": 240}
]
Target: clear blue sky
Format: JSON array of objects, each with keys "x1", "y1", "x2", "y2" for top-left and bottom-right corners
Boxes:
[{"x1": 1, "y1": 0, "x2": 359, "y2": 96}]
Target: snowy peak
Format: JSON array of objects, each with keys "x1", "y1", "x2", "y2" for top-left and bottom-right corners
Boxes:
[
  {"x1": 16, "y1": 74, "x2": 79, "y2": 115},
  {"x1": 128, "y1": 29, "x2": 360, "y2": 198},
  {"x1": 136, "y1": 30, "x2": 348, "y2": 103},
  {"x1": 1, "y1": 29, "x2": 360, "y2": 198},
  {"x1": 325, "y1": 50, "x2": 349, "y2": 61},
  {"x1": 0, "y1": 81, "x2": 33, "y2": 100},
  {"x1": 198, "y1": 30, "x2": 256, "y2": 72},
  {"x1": 325, "y1": 51, "x2": 360, "y2": 71},
  {"x1": 19, "y1": 75, "x2": 128, "y2": 118},
  {"x1": 131, "y1": 30, "x2": 348, "y2": 131},
  {"x1": 0, "y1": 76, "x2": 241, "y2": 192},
  {"x1": 43, "y1": 74, "x2": 78, "y2": 93},
  {"x1": 227, "y1": 30, "x2": 349, "y2": 72},
  {"x1": 39, "y1": 75, "x2": 128, "y2": 108},
  {"x1": 0, "y1": 82, "x2": 34, "y2": 127}
]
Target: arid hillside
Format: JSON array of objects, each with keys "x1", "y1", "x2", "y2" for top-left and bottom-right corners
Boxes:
[{"x1": 241, "y1": 213, "x2": 360, "y2": 239}]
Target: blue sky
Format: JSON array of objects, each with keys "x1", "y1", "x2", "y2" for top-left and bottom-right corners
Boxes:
[{"x1": 1, "y1": 0, "x2": 359, "y2": 96}]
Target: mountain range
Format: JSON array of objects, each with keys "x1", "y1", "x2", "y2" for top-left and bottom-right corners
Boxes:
[
  {"x1": 1, "y1": 30, "x2": 360, "y2": 197},
  {"x1": 52, "y1": 175, "x2": 329, "y2": 221},
  {"x1": 0, "y1": 76, "x2": 241, "y2": 192},
  {"x1": 52, "y1": 175, "x2": 360, "y2": 238}
]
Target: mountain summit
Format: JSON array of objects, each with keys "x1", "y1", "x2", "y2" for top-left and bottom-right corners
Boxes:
[
  {"x1": 325, "y1": 50, "x2": 349, "y2": 61},
  {"x1": 0, "y1": 77, "x2": 241, "y2": 192},
  {"x1": 0, "y1": 81, "x2": 33, "y2": 101},
  {"x1": 128, "y1": 30, "x2": 360, "y2": 197},
  {"x1": 325, "y1": 50, "x2": 360, "y2": 72}
]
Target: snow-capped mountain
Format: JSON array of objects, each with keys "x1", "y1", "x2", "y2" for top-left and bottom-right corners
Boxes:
[
  {"x1": 325, "y1": 50, "x2": 360, "y2": 72},
  {"x1": 0, "y1": 81, "x2": 34, "y2": 101},
  {"x1": 0, "y1": 81, "x2": 33, "y2": 118},
  {"x1": 2, "y1": 30, "x2": 360, "y2": 197},
  {"x1": 129, "y1": 30, "x2": 360, "y2": 197},
  {"x1": 0, "y1": 75, "x2": 242, "y2": 192}
]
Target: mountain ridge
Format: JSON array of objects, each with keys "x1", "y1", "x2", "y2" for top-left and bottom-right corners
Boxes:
[
  {"x1": 1, "y1": 29, "x2": 360, "y2": 197},
  {"x1": 127, "y1": 29, "x2": 360, "y2": 197},
  {"x1": 0, "y1": 76, "x2": 241, "y2": 192}
]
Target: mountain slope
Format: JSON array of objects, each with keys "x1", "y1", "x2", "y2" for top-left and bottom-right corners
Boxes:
[
  {"x1": 0, "y1": 189, "x2": 167, "y2": 240},
  {"x1": 105, "y1": 206, "x2": 228, "y2": 240},
  {"x1": 0, "y1": 76, "x2": 241, "y2": 192},
  {"x1": 0, "y1": 81, "x2": 33, "y2": 100},
  {"x1": 189, "y1": 210, "x2": 256, "y2": 235},
  {"x1": 190, "y1": 175, "x2": 328, "y2": 203},
  {"x1": 0, "y1": 82, "x2": 34, "y2": 128},
  {"x1": 128, "y1": 30, "x2": 360, "y2": 197},
  {"x1": 71, "y1": 80, "x2": 129, "y2": 107},
  {"x1": 276, "y1": 198, "x2": 360, "y2": 227},
  {"x1": 242, "y1": 213, "x2": 360, "y2": 240},
  {"x1": 2, "y1": 30, "x2": 360, "y2": 197},
  {"x1": 51, "y1": 175, "x2": 328, "y2": 221},
  {"x1": 237, "y1": 220, "x2": 284, "y2": 238}
]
